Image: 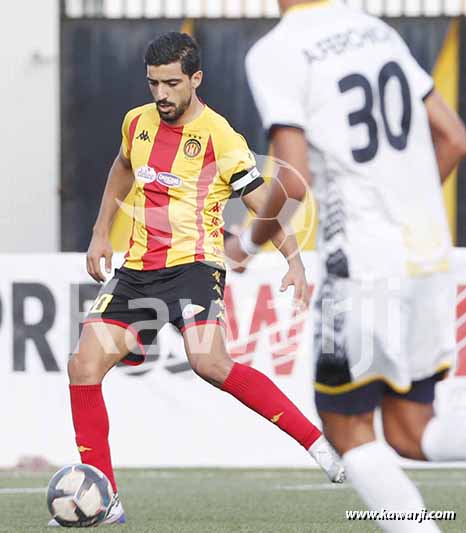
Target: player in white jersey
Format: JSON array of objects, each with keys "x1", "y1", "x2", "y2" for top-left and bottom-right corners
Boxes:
[{"x1": 226, "y1": 1, "x2": 466, "y2": 531}]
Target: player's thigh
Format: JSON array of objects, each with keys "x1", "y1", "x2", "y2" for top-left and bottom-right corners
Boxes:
[
  {"x1": 381, "y1": 396, "x2": 432, "y2": 460},
  {"x1": 69, "y1": 322, "x2": 137, "y2": 383},
  {"x1": 381, "y1": 372, "x2": 446, "y2": 459},
  {"x1": 318, "y1": 409, "x2": 376, "y2": 456},
  {"x1": 182, "y1": 323, "x2": 233, "y2": 386},
  {"x1": 71, "y1": 269, "x2": 156, "y2": 381}
]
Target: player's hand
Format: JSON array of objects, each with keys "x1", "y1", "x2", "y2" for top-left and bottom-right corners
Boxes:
[
  {"x1": 86, "y1": 233, "x2": 113, "y2": 283},
  {"x1": 280, "y1": 259, "x2": 309, "y2": 311},
  {"x1": 224, "y1": 234, "x2": 250, "y2": 273}
]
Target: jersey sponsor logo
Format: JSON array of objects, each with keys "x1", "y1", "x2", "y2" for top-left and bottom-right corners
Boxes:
[
  {"x1": 135, "y1": 165, "x2": 157, "y2": 183},
  {"x1": 136, "y1": 129, "x2": 151, "y2": 142},
  {"x1": 182, "y1": 304, "x2": 206, "y2": 320},
  {"x1": 184, "y1": 138, "x2": 202, "y2": 158},
  {"x1": 156, "y1": 172, "x2": 183, "y2": 188}
]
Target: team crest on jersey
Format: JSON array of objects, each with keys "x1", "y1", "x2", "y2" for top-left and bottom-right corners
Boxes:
[
  {"x1": 135, "y1": 165, "x2": 157, "y2": 183},
  {"x1": 157, "y1": 172, "x2": 183, "y2": 188},
  {"x1": 184, "y1": 138, "x2": 202, "y2": 158}
]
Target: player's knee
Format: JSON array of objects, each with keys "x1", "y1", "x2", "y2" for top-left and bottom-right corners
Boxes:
[
  {"x1": 384, "y1": 428, "x2": 424, "y2": 460},
  {"x1": 190, "y1": 356, "x2": 233, "y2": 387},
  {"x1": 68, "y1": 354, "x2": 105, "y2": 385}
]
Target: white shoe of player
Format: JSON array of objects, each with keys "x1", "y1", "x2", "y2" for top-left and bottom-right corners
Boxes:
[
  {"x1": 309, "y1": 436, "x2": 346, "y2": 484},
  {"x1": 48, "y1": 493, "x2": 126, "y2": 526},
  {"x1": 103, "y1": 493, "x2": 127, "y2": 524}
]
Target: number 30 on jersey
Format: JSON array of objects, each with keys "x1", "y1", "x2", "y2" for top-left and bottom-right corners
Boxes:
[{"x1": 339, "y1": 60, "x2": 412, "y2": 164}]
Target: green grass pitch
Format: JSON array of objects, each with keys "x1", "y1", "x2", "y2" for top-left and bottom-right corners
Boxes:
[{"x1": 0, "y1": 469, "x2": 464, "y2": 532}]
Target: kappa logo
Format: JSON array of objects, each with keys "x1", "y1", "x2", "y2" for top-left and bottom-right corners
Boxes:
[
  {"x1": 157, "y1": 172, "x2": 183, "y2": 188},
  {"x1": 182, "y1": 304, "x2": 206, "y2": 320},
  {"x1": 136, "y1": 165, "x2": 157, "y2": 183},
  {"x1": 136, "y1": 130, "x2": 151, "y2": 142}
]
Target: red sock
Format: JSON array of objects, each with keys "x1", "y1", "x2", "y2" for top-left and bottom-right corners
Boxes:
[
  {"x1": 222, "y1": 363, "x2": 321, "y2": 449},
  {"x1": 69, "y1": 385, "x2": 117, "y2": 492}
]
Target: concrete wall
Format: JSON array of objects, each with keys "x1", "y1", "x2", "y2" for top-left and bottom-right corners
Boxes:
[{"x1": 0, "y1": 0, "x2": 59, "y2": 252}]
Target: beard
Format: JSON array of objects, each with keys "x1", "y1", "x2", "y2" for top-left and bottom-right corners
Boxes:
[{"x1": 157, "y1": 94, "x2": 192, "y2": 123}]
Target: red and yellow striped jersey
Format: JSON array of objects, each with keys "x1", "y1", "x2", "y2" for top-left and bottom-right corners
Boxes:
[{"x1": 121, "y1": 103, "x2": 260, "y2": 271}]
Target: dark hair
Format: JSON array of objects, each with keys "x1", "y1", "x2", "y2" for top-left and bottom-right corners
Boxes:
[{"x1": 145, "y1": 32, "x2": 201, "y2": 77}]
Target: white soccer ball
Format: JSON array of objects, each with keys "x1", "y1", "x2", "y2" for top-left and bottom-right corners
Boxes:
[{"x1": 47, "y1": 464, "x2": 114, "y2": 527}]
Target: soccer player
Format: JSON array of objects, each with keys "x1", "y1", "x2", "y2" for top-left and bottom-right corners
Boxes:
[
  {"x1": 227, "y1": 0, "x2": 466, "y2": 531},
  {"x1": 49, "y1": 32, "x2": 344, "y2": 527}
]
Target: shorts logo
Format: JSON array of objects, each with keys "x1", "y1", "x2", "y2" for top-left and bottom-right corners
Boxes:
[
  {"x1": 182, "y1": 304, "x2": 205, "y2": 320},
  {"x1": 184, "y1": 138, "x2": 202, "y2": 158},
  {"x1": 157, "y1": 172, "x2": 183, "y2": 188},
  {"x1": 136, "y1": 165, "x2": 157, "y2": 183}
]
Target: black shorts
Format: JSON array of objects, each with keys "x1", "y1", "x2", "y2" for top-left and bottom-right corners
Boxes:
[
  {"x1": 315, "y1": 370, "x2": 448, "y2": 416},
  {"x1": 84, "y1": 262, "x2": 226, "y2": 366}
]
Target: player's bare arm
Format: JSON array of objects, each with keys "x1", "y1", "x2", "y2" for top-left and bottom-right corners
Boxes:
[
  {"x1": 227, "y1": 128, "x2": 312, "y2": 270},
  {"x1": 425, "y1": 90, "x2": 466, "y2": 182},
  {"x1": 87, "y1": 147, "x2": 134, "y2": 283},
  {"x1": 239, "y1": 182, "x2": 310, "y2": 308}
]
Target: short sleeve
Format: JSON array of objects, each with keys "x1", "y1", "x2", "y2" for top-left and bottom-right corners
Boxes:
[
  {"x1": 246, "y1": 38, "x2": 308, "y2": 135},
  {"x1": 216, "y1": 131, "x2": 260, "y2": 188},
  {"x1": 391, "y1": 29, "x2": 434, "y2": 100},
  {"x1": 121, "y1": 112, "x2": 132, "y2": 160},
  {"x1": 120, "y1": 109, "x2": 143, "y2": 160}
]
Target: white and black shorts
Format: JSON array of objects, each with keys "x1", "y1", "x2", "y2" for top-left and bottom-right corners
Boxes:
[{"x1": 313, "y1": 272, "x2": 455, "y2": 414}]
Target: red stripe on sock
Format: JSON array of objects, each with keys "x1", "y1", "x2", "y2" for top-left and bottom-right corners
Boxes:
[
  {"x1": 70, "y1": 384, "x2": 118, "y2": 492},
  {"x1": 222, "y1": 363, "x2": 321, "y2": 449}
]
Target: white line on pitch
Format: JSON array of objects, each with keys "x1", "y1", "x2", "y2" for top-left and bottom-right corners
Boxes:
[
  {"x1": 276, "y1": 484, "x2": 349, "y2": 491},
  {"x1": 0, "y1": 488, "x2": 46, "y2": 495}
]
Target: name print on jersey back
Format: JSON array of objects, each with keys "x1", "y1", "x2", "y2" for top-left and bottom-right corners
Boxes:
[{"x1": 303, "y1": 25, "x2": 391, "y2": 65}]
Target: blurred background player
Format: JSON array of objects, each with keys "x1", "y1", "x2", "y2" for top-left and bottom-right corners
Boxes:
[
  {"x1": 227, "y1": 0, "x2": 466, "y2": 530},
  {"x1": 50, "y1": 31, "x2": 345, "y2": 526}
]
